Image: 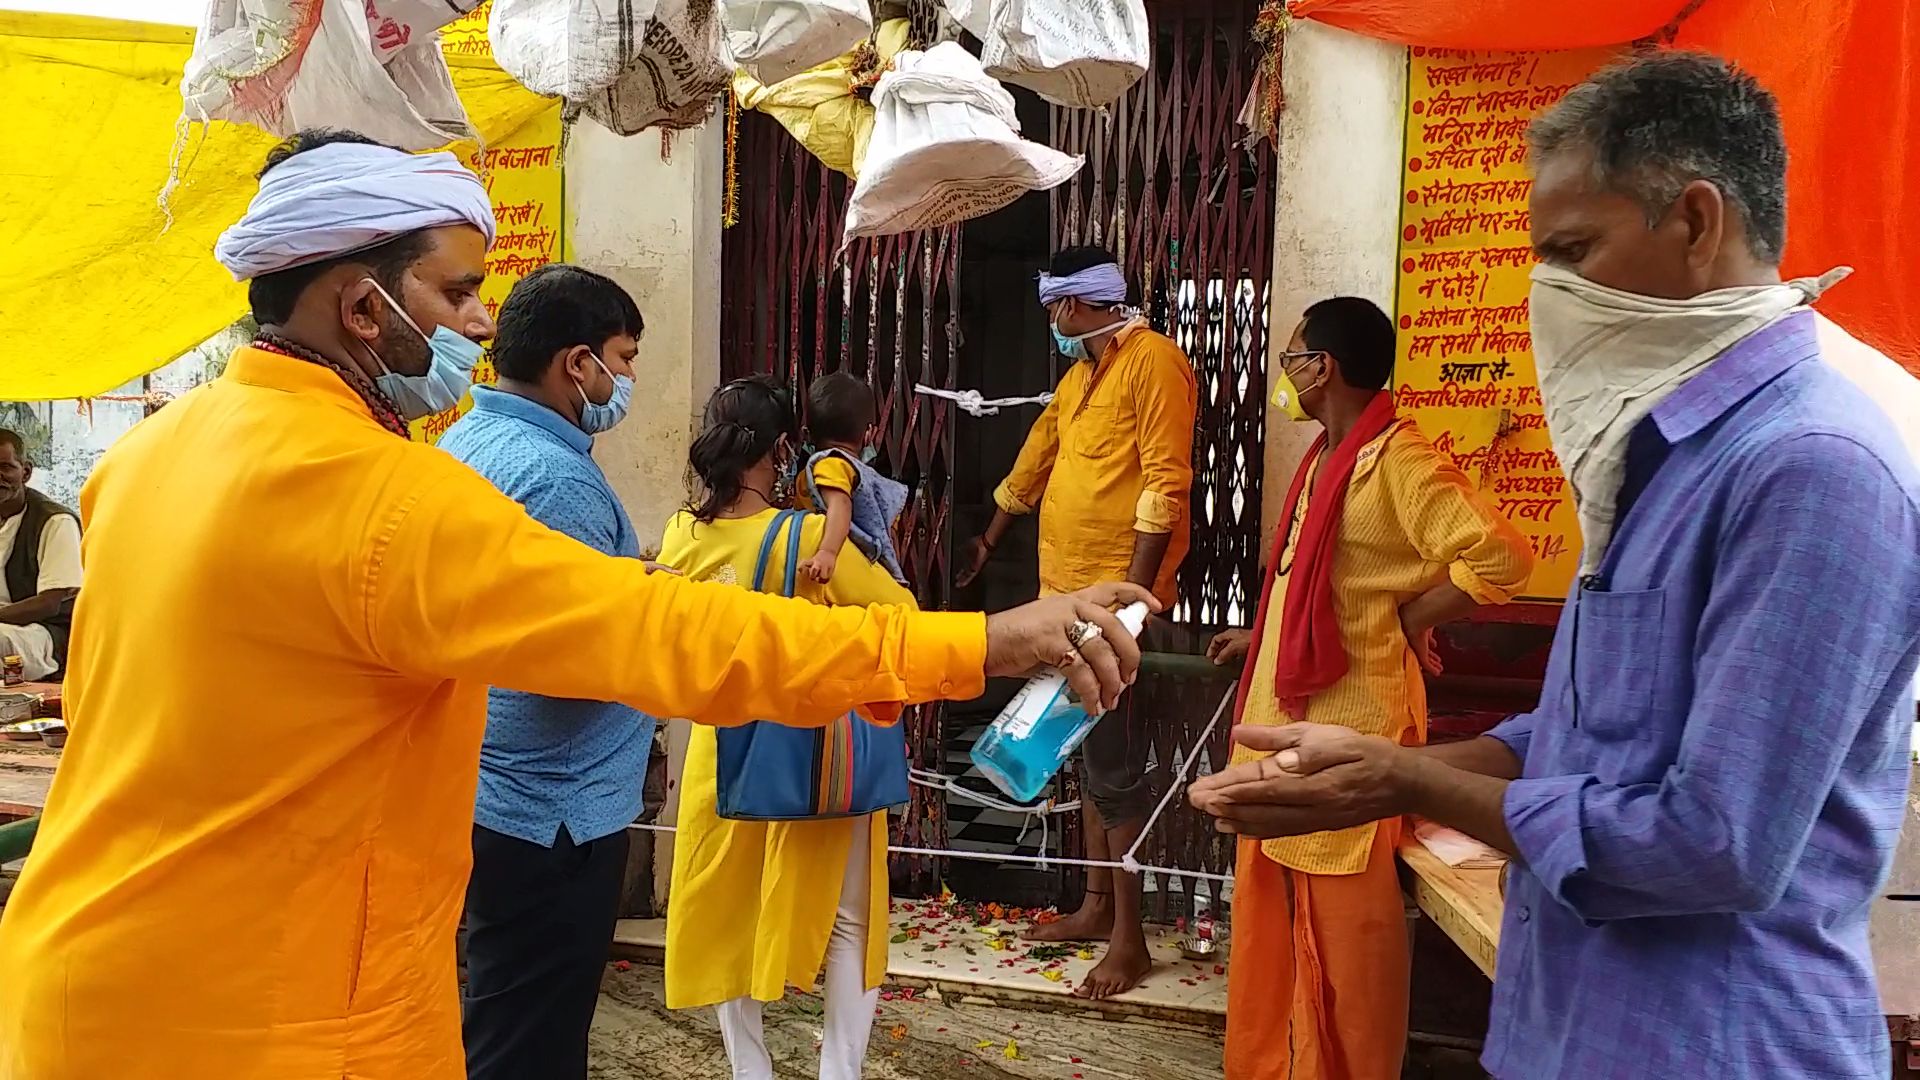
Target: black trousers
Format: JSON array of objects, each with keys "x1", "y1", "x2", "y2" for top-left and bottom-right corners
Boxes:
[{"x1": 461, "y1": 823, "x2": 630, "y2": 1080}]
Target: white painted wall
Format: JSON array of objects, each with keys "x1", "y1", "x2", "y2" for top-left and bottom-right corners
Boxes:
[
  {"x1": 566, "y1": 118, "x2": 725, "y2": 551},
  {"x1": 1261, "y1": 20, "x2": 1409, "y2": 547}
]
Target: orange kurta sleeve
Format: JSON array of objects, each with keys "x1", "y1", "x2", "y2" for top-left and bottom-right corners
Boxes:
[
  {"x1": 993, "y1": 388, "x2": 1064, "y2": 515},
  {"x1": 369, "y1": 453, "x2": 986, "y2": 727},
  {"x1": 1128, "y1": 340, "x2": 1198, "y2": 534},
  {"x1": 1381, "y1": 428, "x2": 1533, "y2": 605}
]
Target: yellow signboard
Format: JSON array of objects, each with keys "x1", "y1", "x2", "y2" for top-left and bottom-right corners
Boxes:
[
  {"x1": 411, "y1": 101, "x2": 564, "y2": 443},
  {"x1": 441, "y1": 2, "x2": 493, "y2": 60},
  {"x1": 1393, "y1": 47, "x2": 1614, "y2": 601}
]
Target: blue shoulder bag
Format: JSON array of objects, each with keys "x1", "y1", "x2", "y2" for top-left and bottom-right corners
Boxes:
[{"x1": 713, "y1": 508, "x2": 912, "y2": 821}]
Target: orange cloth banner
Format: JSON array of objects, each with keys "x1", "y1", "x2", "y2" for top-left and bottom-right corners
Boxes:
[
  {"x1": 1294, "y1": 0, "x2": 1920, "y2": 372},
  {"x1": 1289, "y1": 0, "x2": 1687, "y2": 52}
]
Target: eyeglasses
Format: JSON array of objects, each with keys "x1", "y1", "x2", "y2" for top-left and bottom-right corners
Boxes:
[{"x1": 1274, "y1": 349, "x2": 1328, "y2": 369}]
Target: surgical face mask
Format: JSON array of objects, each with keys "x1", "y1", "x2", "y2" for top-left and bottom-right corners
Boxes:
[
  {"x1": 575, "y1": 353, "x2": 633, "y2": 434},
  {"x1": 1049, "y1": 304, "x2": 1133, "y2": 362},
  {"x1": 860, "y1": 444, "x2": 878, "y2": 464},
  {"x1": 362, "y1": 278, "x2": 482, "y2": 420},
  {"x1": 1268, "y1": 351, "x2": 1327, "y2": 421}
]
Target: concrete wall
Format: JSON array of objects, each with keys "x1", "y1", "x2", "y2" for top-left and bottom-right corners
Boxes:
[
  {"x1": 567, "y1": 119, "x2": 726, "y2": 551},
  {"x1": 1261, "y1": 20, "x2": 1409, "y2": 547},
  {"x1": 563, "y1": 116, "x2": 724, "y2": 912}
]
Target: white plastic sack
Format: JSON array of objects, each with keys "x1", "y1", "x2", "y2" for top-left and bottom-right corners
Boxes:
[
  {"x1": 364, "y1": 0, "x2": 487, "y2": 61},
  {"x1": 980, "y1": 0, "x2": 1149, "y2": 110},
  {"x1": 490, "y1": 0, "x2": 648, "y2": 100},
  {"x1": 182, "y1": 0, "x2": 479, "y2": 151},
  {"x1": 492, "y1": 0, "x2": 730, "y2": 134},
  {"x1": 843, "y1": 42, "x2": 1081, "y2": 245},
  {"x1": 938, "y1": 0, "x2": 992, "y2": 42},
  {"x1": 720, "y1": 0, "x2": 873, "y2": 88}
]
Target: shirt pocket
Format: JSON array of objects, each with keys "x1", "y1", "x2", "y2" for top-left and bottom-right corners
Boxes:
[
  {"x1": 1069, "y1": 404, "x2": 1128, "y2": 459},
  {"x1": 1570, "y1": 586, "x2": 1665, "y2": 739}
]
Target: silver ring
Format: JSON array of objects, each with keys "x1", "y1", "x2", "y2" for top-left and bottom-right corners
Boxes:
[{"x1": 1066, "y1": 619, "x2": 1104, "y2": 651}]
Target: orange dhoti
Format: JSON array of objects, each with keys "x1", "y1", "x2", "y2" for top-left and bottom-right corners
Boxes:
[{"x1": 1224, "y1": 820, "x2": 1409, "y2": 1080}]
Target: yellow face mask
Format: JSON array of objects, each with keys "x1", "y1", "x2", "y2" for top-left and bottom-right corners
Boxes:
[{"x1": 1269, "y1": 351, "x2": 1326, "y2": 421}]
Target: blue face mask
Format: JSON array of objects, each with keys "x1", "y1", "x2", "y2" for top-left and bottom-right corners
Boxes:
[
  {"x1": 860, "y1": 444, "x2": 878, "y2": 464},
  {"x1": 576, "y1": 354, "x2": 633, "y2": 434},
  {"x1": 363, "y1": 279, "x2": 482, "y2": 420},
  {"x1": 1050, "y1": 310, "x2": 1132, "y2": 363},
  {"x1": 1051, "y1": 322, "x2": 1090, "y2": 361}
]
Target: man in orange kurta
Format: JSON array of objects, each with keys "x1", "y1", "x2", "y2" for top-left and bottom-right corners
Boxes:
[
  {"x1": 1205, "y1": 298, "x2": 1531, "y2": 1079},
  {"x1": 957, "y1": 246, "x2": 1197, "y2": 998},
  {"x1": 0, "y1": 131, "x2": 1151, "y2": 1080}
]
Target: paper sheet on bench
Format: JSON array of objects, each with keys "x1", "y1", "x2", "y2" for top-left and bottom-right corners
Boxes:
[{"x1": 1413, "y1": 818, "x2": 1507, "y2": 870}]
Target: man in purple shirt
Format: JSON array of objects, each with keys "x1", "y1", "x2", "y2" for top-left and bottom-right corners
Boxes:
[{"x1": 1190, "y1": 52, "x2": 1920, "y2": 1079}]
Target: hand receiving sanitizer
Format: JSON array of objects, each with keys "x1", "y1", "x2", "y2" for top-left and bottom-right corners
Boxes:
[{"x1": 970, "y1": 602, "x2": 1153, "y2": 803}]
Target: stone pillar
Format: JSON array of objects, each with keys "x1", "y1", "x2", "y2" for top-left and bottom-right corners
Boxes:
[
  {"x1": 566, "y1": 118, "x2": 726, "y2": 547},
  {"x1": 565, "y1": 117, "x2": 725, "y2": 914},
  {"x1": 1261, "y1": 20, "x2": 1409, "y2": 547}
]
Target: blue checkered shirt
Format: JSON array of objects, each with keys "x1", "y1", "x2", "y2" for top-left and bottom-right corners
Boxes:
[
  {"x1": 439, "y1": 387, "x2": 656, "y2": 847},
  {"x1": 1483, "y1": 310, "x2": 1920, "y2": 1079}
]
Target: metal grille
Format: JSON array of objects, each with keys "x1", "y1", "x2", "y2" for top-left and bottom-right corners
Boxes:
[
  {"x1": 1049, "y1": 0, "x2": 1278, "y2": 915},
  {"x1": 719, "y1": 110, "x2": 960, "y2": 897},
  {"x1": 1050, "y1": 0, "x2": 1274, "y2": 632}
]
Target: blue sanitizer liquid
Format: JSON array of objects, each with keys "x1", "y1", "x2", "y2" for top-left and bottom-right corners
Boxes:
[
  {"x1": 970, "y1": 675, "x2": 1103, "y2": 803},
  {"x1": 969, "y1": 601, "x2": 1152, "y2": 804}
]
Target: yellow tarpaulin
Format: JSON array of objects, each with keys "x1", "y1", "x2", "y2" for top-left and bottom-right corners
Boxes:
[{"x1": 0, "y1": 11, "x2": 557, "y2": 401}]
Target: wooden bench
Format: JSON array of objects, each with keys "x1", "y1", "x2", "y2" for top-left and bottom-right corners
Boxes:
[
  {"x1": 1396, "y1": 835, "x2": 1502, "y2": 979},
  {"x1": 1397, "y1": 784, "x2": 1920, "y2": 1056}
]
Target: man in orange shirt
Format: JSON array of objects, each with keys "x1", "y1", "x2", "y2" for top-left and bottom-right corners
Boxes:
[
  {"x1": 1203, "y1": 297, "x2": 1531, "y2": 1079},
  {"x1": 958, "y1": 246, "x2": 1197, "y2": 998},
  {"x1": 0, "y1": 130, "x2": 1151, "y2": 1080}
]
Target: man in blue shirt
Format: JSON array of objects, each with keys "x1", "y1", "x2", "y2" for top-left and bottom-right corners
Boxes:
[
  {"x1": 439, "y1": 263, "x2": 651, "y2": 1080},
  {"x1": 1189, "y1": 53, "x2": 1920, "y2": 1079}
]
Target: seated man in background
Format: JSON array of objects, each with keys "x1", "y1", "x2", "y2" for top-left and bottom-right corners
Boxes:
[
  {"x1": 0, "y1": 429, "x2": 80, "y2": 681},
  {"x1": 438, "y1": 264, "x2": 652, "y2": 1080}
]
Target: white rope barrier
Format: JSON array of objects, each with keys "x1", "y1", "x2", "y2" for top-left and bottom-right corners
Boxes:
[
  {"x1": 912, "y1": 383, "x2": 1055, "y2": 417},
  {"x1": 628, "y1": 684, "x2": 1240, "y2": 886},
  {"x1": 1119, "y1": 685, "x2": 1234, "y2": 876},
  {"x1": 907, "y1": 767, "x2": 1080, "y2": 867}
]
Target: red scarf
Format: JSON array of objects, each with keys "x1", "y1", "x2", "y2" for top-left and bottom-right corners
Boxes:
[{"x1": 1233, "y1": 393, "x2": 1399, "y2": 722}]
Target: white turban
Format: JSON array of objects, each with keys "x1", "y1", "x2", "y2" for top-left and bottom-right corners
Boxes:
[
  {"x1": 1036, "y1": 263, "x2": 1127, "y2": 307},
  {"x1": 214, "y1": 142, "x2": 496, "y2": 282}
]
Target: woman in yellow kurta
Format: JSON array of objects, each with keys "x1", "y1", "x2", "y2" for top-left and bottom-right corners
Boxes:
[
  {"x1": 1207, "y1": 299, "x2": 1531, "y2": 1080},
  {"x1": 662, "y1": 376, "x2": 905, "y2": 1080}
]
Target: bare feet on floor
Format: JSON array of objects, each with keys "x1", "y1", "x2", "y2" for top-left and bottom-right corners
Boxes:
[
  {"x1": 1074, "y1": 932, "x2": 1153, "y2": 1000},
  {"x1": 1025, "y1": 894, "x2": 1114, "y2": 943}
]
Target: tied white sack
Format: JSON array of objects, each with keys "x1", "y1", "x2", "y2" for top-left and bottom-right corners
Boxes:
[
  {"x1": 980, "y1": 0, "x2": 1148, "y2": 110},
  {"x1": 720, "y1": 0, "x2": 873, "y2": 88},
  {"x1": 939, "y1": 0, "x2": 993, "y2": 41},
  {"x1": 183, "y1": 0, "x2": 480, "y2": 151},
  {"x1": 491, "y1": 0, "x2": 730, "y2": 133},
  {"x1": 843, "y1": 42, "x2": 1082, "y2": 245}
]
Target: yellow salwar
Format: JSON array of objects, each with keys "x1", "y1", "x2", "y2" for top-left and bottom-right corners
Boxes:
[
  {"x1": 993, "y1": 324, "x2": 1197, "y2": 608},
  {"x1": 0, "y1": 348, "x2": 986, "y2": 1080},
  {"x1": 658, "y1": 509, "x2": 906, "y2": 1008},
  {"x1": 1225, "y1": 419, "x2": 1529, "y2": 1080}
]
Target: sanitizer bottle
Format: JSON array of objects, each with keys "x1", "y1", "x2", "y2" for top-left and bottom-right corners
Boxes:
[{"x1": 970, "y1": 602, "x2": 1153, "y2": 804}]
